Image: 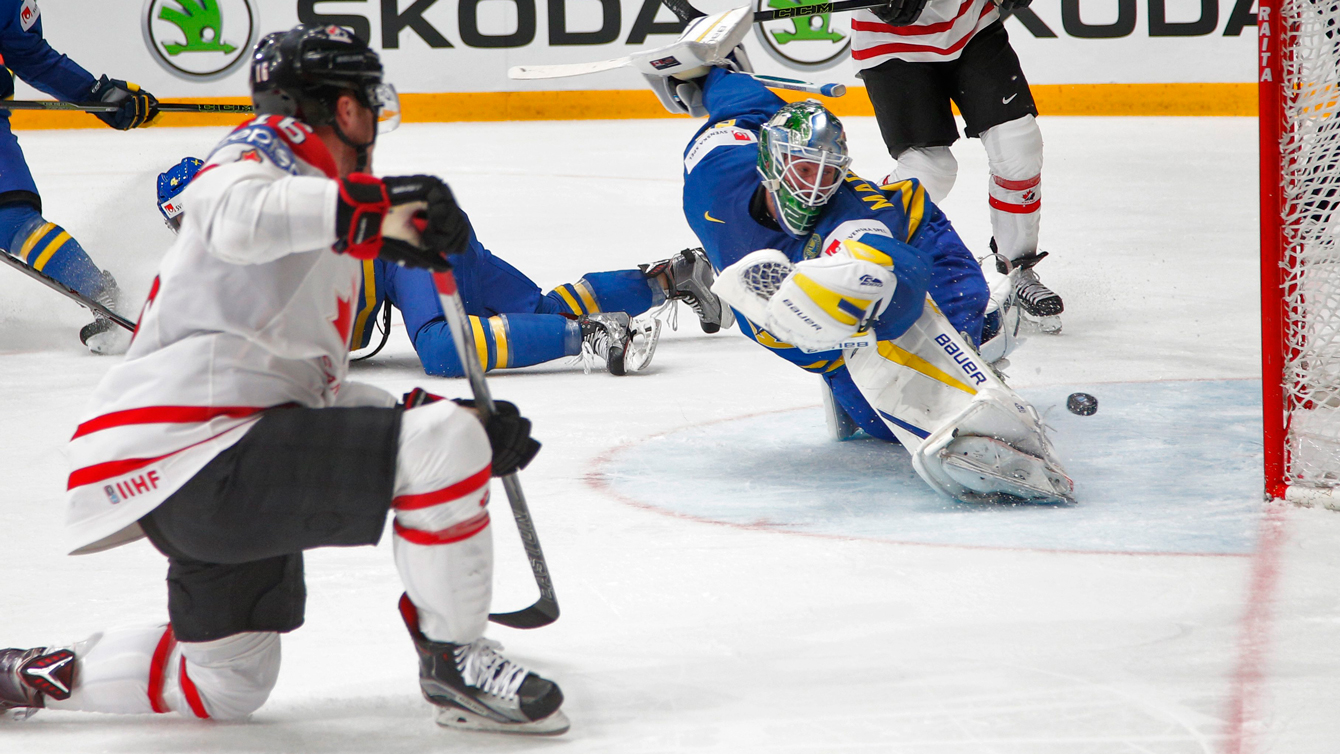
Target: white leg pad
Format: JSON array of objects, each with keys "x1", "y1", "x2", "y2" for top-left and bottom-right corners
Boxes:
[
  {"x1": 47, "y1": 626, "x2": 280, "y2": 720},
  {"x1": 393, "y1": 401, "x2": 495, "y2": 645},
  {"x1": 981, "y1": 115, "x2": 1044, "y2": 260},
  {"x1": 885, "y1": 146, "x2": 958, "y2": 204},
  {"x1": 844, "y1": 297, "x2": 1072, "y2": 503}
]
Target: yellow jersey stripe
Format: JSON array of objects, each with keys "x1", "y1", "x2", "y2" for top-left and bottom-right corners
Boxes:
[
  {"x1": 825, "y1": 358, "x2": 846, "y2": 373},
  {"x1": 350, "y1": 260, "x2": 378, "y2": 350},
  {"x1": 554, "y1": 286, "x2": 583, "y2": 316},
  {"x1": 905, "y1": 183, "x2": 926, "y2": 240},
  {"x1": 876, "y1": 341, "x2": 976, "y2": 395},
  {"x1": 743, "y1": 318, "x2": 795, "y2": 350},
  {"x1": 842, "y1": 239, "x2": 893, "y2": 268},
  {"x1": 488, "y1": 316, "x2": 509, "y2": 369},
  {"x1": 469, "y1": 315, "x2": 490, "y2": 369},
  {"x1": 575, "y1": 280, "x2": 599, "y2": 314},
  {"x1": 18, "y1": 222, "x2": 56, "y2": 263},
  {"x1": 31, "y1": 231, "x2": 71, "y2": 272}
]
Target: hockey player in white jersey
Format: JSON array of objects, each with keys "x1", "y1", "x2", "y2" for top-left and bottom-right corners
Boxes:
[
  {"x1": 1, "y1": 25, "x2": 567, "y2": 735},
  {"x1": 853, "y1": 0, "x2": 1063, "y2": 332}
]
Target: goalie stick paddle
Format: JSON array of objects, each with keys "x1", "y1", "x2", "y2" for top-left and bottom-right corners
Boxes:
[
  {"x1": 0, "y1": 100, "x2": 254, "y2": 114},
  {"x1": 431, "y1": 263, "x2": 560, "y2": 630},
  {"x1": 0, "y1": 250, "x2": 135, "y2": 331}
]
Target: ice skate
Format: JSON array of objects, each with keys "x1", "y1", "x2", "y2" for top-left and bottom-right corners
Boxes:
[
  {"x1": 1, "y1": 646, "x2": 75, "y2": 722},
  {"x1": 642, "y1": 248, "x2": 734, "y2": 333},
  {"x1": 579, "y1": 312, "x2": 658, "y2": 375},
  {"x1": 991, "y1": 242, "x2": 1062, "y2": 334},
  {"x1": 80, "y1": 270, "x2": 131, "y2": 355},
  {"x1": 401, "y1": 596, "x2": 568, "y2": 735},
  {"x1": 938, "y1": 435, "x2": 1074, "y2": 505}
]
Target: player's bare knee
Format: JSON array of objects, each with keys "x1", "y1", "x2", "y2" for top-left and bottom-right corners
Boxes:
[
  {"x1": 981, "y1": 115, "x2": 1043, "y2": 180},
  {"x1": 890, "y1": 147, "x2": 957, "y2": 203},
  {"x1": 178, "y1": 633, "x2": 281, "y2": 720},
  {"x1": 394, "y1": 400, "x2": 492, "y2": 504}
]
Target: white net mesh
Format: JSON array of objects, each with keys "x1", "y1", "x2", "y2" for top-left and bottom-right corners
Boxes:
[
  {"x1": 742, "y1": 259, "x2": 792, "y2": 299},
  {"x1": 1279, "y1": 0, "x2": 1340, "y2": 487}
]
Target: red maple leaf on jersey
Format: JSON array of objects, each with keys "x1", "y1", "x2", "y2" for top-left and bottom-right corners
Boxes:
[{"x1": 331, "y1": 293, "x2": 353, "y2": 343}]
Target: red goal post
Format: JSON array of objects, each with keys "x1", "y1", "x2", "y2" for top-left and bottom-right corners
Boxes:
[{"x1": 1261, "y1": 0, "x2": 1340, "y2": 509}]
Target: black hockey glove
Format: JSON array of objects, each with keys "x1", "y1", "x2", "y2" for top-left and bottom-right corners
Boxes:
[
  {"x1": 994, "y1": 0, "x2": 1033, "y2": 12},
  {"x1": 90, "y1": 75, "x2": 159, "y2": 130},
  {"x1": 452, "y1": 399, "x2": 541, "y2": 477},
  {"x1": 383, "y1": 175, "x2": 471, "y2": 258},
  {"x1": 872, "y1": 0, "x2": 929, "y2": 26}
]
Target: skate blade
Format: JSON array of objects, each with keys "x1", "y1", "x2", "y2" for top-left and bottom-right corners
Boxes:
[
  {"x1": 1, "y1": 707, "x2": 39, "y2": 722},
  {"x1": 940, "y1": 437, "x2": 1074, "y2": 504},
  {"x1": 1021, "y1": 313, "x2": 1062, "y2": 334},
  {"x1": 435, "y1": 705, "x2": 570, "y2": 735},
  {"x1": 624, "y1": 316, "x2": 662, "y2": 373}
]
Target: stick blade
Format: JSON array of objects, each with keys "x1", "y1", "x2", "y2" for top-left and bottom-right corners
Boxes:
[
  {"x1": 508, "y1": 58, "x2": 631, "y2": 80},
  {"x1": 489, "y1": 600, "x2": 560, "y2": 629}
]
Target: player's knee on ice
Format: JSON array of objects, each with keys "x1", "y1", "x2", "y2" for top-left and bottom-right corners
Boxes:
[
  {"x1": 178, "y1": 633, "x2": 281, "y2": 720},
  {"x1": 0, "y1": 204, "x2": 104, "y2": 299},
  {"x1": 889, "y1": 147, "x2": 958, "y2": 204}
]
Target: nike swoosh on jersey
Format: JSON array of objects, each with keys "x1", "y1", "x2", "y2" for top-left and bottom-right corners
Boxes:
[
  {"x1": 705, "y1": 211, "x2": 725, "y2": 224},
  {"x1": 1002, "y1": 93, "x2": 1018, "y2": 104}
]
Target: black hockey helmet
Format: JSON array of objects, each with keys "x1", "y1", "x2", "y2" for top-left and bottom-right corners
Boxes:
[{"x1": 250, "y1": 25, "x2": 399, "y2": 169}]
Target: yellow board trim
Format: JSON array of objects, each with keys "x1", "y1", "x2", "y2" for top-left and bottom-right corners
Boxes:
[
  {"x1": 30, "y1": 231, "x2": 71, "y2": 272},
  {"x1": 350, "y1": 260, "x2": 378, "y2": 350},
  {"x1": 469, "y1": 315, "x2": 490, "y2": 369},
  {"x1": 877, "y1": 341, "x2": 976, "y2": 395},
  {"x1": 575, "y1": 280, "x2": 600, "y2": 314},
  {"x1": 554, "y1": 286, "x2": 583, "y2": 316},
  {"x1": 17, "y1": 222, "x2": 56, "y2": 263},
  {"x1": 488, "y1": 316, "x2": 509, "y2": 369},
  {"x1": 4, "y1": 84, "x2": 1258, "y2": 131}
]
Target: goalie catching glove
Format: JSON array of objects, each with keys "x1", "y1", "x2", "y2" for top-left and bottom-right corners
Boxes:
[
  {"x1": 711, "y1": 240, "x2": 897, "y2": 352},
  {"x1": 335, "y1": 174, "x2": 470, "y2": 269}
]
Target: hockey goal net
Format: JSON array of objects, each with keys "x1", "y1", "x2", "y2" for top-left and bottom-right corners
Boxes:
[{"x1": 1261, "y1": 0, "x2": 1340, "y2": 508}]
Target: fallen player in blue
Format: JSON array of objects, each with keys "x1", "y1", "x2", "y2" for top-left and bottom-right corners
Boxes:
[
  {"x1": 158, "y1": 157, "x2": 729, "y2": 375},
  {"x1": 646, "y1": 32, "x2": 1070, "y2": 505},
  {"x1": 0, "y1": 0, "x2": 159, "y2": 353}
]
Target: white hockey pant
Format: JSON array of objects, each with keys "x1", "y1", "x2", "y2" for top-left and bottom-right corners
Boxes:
[
  {"x1": 392, "y1": 400, "x2": 495, "y2": 644},
  {"x1": 844, "y1": 298, "x2": 1072, "y2": 503},
  {"x1": 886, "y1": 146, "x2": 957, "y2": 204},
  {"x1": 45, "y1": 626, "x2": 280, "y2": 720},
  {"x1": 981, "y1": 115, "x2": 1044, "y2": 263}
]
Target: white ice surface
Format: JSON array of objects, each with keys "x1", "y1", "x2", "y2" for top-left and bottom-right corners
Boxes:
[{"x1": 1, "y1": 116, "x2": 1338, "y2": 752}]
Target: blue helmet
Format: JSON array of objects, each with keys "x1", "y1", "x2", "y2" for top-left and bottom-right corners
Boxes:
[{"x1": 157, "y1": 157, "x2": 204, "y2": 231}]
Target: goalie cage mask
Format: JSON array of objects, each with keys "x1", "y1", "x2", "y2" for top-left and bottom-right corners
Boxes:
[{"x1": 757, "y1": 101, "x2": 852, "y2": 237}]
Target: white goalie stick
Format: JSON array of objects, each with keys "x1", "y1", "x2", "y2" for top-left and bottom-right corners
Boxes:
[
  {"x1": 0, "y1": 250, "x2": 135, "y2": 331},
  {"x1": 510, "y1": 63, "x2": 845, "y2": 98},
  {"x1": 431, "y1": 263, "x2": 560, "y2": 630}
]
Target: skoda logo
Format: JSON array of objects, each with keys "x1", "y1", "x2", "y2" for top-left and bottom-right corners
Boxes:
[
  {"x1": 754, "y1": 0, "x2": 850, "y2": 71},
  {"x1": 142, "y1": 0, "x2": 259, "y2": 82}
]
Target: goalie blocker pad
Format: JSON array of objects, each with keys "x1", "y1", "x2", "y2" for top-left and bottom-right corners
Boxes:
[
  {"x1": 844, "y1": 296, "x2": 1074, "y2": 505},
  {"x1": 635, "y1": 6, "x2": 752, "y2": 115}
]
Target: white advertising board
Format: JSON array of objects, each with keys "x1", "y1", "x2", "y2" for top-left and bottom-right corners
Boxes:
[{"x1": 15, "y1": 0, "x2": 1257, "y2": 100}]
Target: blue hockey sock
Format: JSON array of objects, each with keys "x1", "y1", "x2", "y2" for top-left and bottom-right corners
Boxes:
[
  {"x1": 543, "y1": 269, "x2": 663, "y2": 318},
  {"x1": 413, "y1": 313, "x2": 579, "y2": 378},
  {"x1": 0, "y1": 206, "x2": 104, "y2": 299}
]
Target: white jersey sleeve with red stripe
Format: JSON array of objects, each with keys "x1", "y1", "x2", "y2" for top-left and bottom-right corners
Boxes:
[
  {"x1": 850, "y1": 0, "x2": 999, "y2": 68},
  {"x1": 65, "y1": 116, "x2": 361, "y2": 556}
]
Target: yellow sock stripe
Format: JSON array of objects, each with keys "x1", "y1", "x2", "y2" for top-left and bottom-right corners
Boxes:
[
  {"x1": 575, "y1": 280, "x2": 600, "y2": 314},
  {"x1": 350, "y1": 260, "x2": 379, "y2": 350},
  {"x1": 488, "y1": 316, "x2": 509, "y2": 369},
  {"x1": 17, "y1": 222, "x2": 56, "y2": 263},
  {"x1": 876, "y1": 341, "x2": 976, "y2": 395},
  {"x1": 554, "y1": 286, "x2": 584, "y2": 316},
  {"x1": 468, "y1": 315, "x2": 491, "y2": 370},
  {"x1": 30, "y1": 231, "x2": 71, "y2": 272}
]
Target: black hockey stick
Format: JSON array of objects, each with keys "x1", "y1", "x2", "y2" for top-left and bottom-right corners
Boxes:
[
  {"x1": 660, "y1": 0, "x2": 887, "y2": 23},
  {"x1": 431, "y1": 264, "x2": 559, "y2": 629},
  {"x1": 0, "y1": 250, "x2": 135, "y2": 330},
  {"x1": 0, "y1": 100, "x2": 253, "y2": 114}
]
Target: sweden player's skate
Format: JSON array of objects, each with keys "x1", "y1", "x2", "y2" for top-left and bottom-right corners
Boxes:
[
  {"x1": 992, "y1": 241, "x2": 1062, "y2": 334},
  {"x1": 401, "y1": 596, "x2": 568, "y2": 735},
  {"x1": 579, "y1": 311, "x2": 659, "y2": 375},
  {"x1": 0, "y1": 646, "x2": 75, "y2": 721},
  {"x1": 79, "y1": 270, "x2": 131, "y2": 355},
  {"x1": 642, "y1": 248, "x2": 734, "y2": 333}
]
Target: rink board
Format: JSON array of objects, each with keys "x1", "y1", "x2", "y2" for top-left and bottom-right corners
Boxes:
[{"x1": 595, "y1": 379, "x2": 1263, "y2": 556}]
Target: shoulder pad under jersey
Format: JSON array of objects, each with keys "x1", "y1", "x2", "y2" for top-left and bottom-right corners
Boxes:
[
  {"x1": 209, "y1": 122, "x2": 300, "y2": 175},
  {"x1": 684, "y1": 124, "x2": 757, "y2": 175}
]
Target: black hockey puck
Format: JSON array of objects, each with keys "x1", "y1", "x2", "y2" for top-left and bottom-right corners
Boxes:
[{"x1": 1067, "y1": 392, "x2": 1098, "y2": 416}]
